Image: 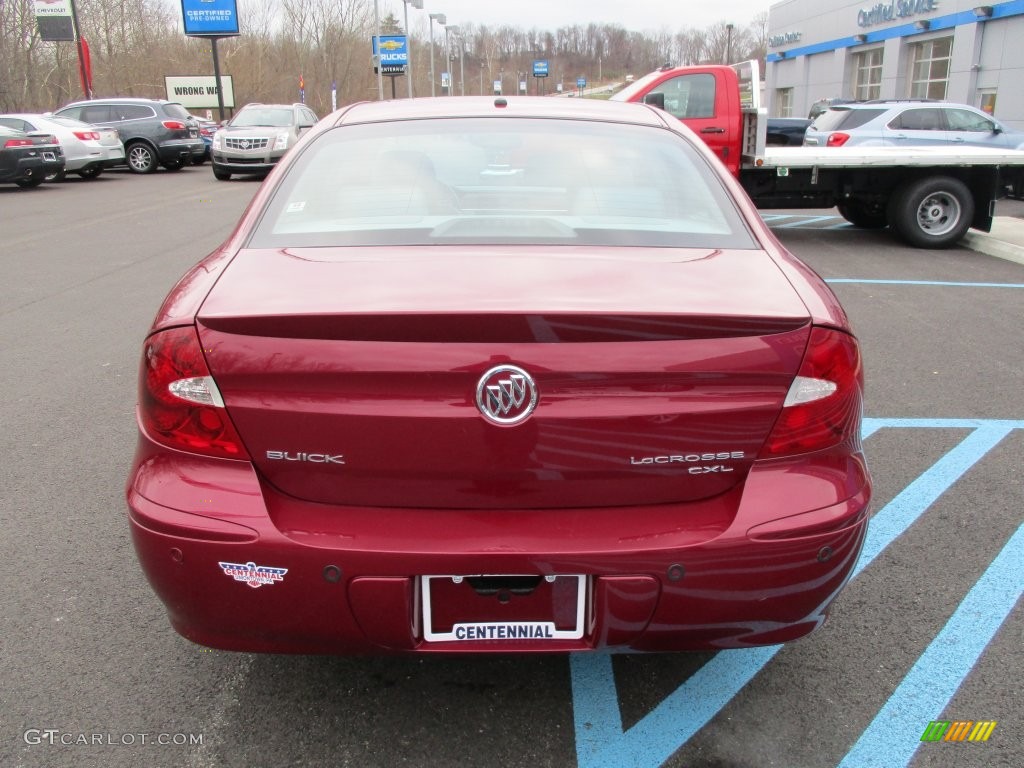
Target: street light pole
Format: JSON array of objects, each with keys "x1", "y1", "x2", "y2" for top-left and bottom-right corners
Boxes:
[
  {"x1": 373, "y1": 0, "x2": 384, "y2": 100},
  {"x1": 428, "y1": 12, "x2": 446, "y2": 97},
  {"x1": 725, "y1": 23, "x2": 734, "y2": 65},
  {"x1": 447, "y1": 25, "x2": 461, "y2": 96},
  {"x1": 402, "y1": 0, "x2": 423, "y2": 98}
]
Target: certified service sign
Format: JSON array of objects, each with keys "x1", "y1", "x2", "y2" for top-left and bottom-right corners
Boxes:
[{"x1": 181, "y1": 0, "x2": 240, "y2": 37}]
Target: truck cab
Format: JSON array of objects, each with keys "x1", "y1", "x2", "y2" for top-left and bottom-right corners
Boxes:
[{"x1": 611, "y1": 64, "x2": 747, "y2": 176}]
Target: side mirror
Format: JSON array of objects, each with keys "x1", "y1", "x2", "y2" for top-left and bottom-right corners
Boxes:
[{"x1": 643, "y1": 92, "x2": 666, "y2": 111}]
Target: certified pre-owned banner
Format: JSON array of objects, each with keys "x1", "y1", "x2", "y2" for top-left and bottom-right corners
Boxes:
[
  {"x1": 35, "y1": 0, "x2": 75, "y2": 42},
  {"x1": 181, "y1": 0, "x2": 239, "y2": 37}
]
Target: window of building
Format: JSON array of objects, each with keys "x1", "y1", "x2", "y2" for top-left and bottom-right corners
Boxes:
[
  {"x1": 978, "y1": 90, "x2": 997, "y2": 116},
  {"x1": 908, "y1": 37, "x2": 952, "y2": 99},
  {"x1": 776, "y1": 88, "x2": 793, "y2": 117},
  {"x1": 853, "y1": 49, "x2": 883, "y2": 101}
]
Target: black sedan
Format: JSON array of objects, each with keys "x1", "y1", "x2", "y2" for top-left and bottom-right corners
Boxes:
[
  {"x1": 0, "y1": 125, "x2": 64, "y2": 188},
  {"x1": 765, "y1": 117, "x2": 812, "y2": 146}
]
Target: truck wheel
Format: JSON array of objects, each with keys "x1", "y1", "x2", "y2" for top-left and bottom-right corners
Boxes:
[
  {"x1": 837, "y1": 201, "x2": 887, "y2": 229},
  {"x1": 887, "y1": 176, "x2": 973, "y2": 248}
]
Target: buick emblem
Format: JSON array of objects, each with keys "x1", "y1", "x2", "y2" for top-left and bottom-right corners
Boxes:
[{"x1": 475, "y1": 365, "x2": 538, "y2": 425}]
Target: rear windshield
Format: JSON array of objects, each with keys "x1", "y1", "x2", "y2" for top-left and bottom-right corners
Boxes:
[
  {"x1": 249, "y1": 118, "x2": 757, "y2": 250},
  {"x1": 811, "y1": 107, "x2": 886, "y2": 131},
  {"x1": 163, "y1": 103, "x2": 191, "y2": 120},
  {"x1": 50, "y1": 116, "x2": 90, "y2": 129}
]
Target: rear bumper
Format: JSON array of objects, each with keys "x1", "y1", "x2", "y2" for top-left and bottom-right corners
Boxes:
[
  {"x1": 127, "y1": 436, "x2": 870, "y2": 654},
  {"x1": 0, "y1": 150, "x2": 62, "y2": 183},
  {"x1": 158, "y1": 139, "x2": 205, "y2": 163}
]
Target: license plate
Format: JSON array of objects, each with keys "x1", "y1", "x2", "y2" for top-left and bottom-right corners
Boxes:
[
  {"x1": 421, "y1": 574, "x2": 587, "y2": 642},
  {"x1": 42, "y1": 152, "x2": 56, "y2": 161}
]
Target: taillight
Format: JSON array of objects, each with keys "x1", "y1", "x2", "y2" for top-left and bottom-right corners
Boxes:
[
  {"x1": 163, "y1": 120, "x2": 187, "y2": 130},
  {"x1": 760, "y1": 327, "x2": 863, "y2": 458},
  {"x1": 73, "y1": 130, "x2": 100, "y2": 140},
  {"x1": 826, "y1": 132, "x2": 850, "y2": 147},
  {"x1": 139, "y1": 326, "x2": 250, "y2": 460},
  {"x1": 4, "y1": 138, "x2": 32, "y2": 148}
]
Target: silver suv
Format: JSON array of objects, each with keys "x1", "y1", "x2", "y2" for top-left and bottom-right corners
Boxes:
[
  {"x1": 211, "y1": 103, "x2": 319, "y2": 180},
  {"x1": 803, "y1": 100, "x2": 1024, "y2": 150}
]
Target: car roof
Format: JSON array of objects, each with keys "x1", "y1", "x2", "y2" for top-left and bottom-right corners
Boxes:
[
  {"x1": 60, "y1": 97, "x2": 181, "y2": 107},
  {"x1": 330, "y1": 96, "x2": 669, "y2": 128},
  {"x1": 238, "y1": 103, "x2": 306, "y2": 110}
]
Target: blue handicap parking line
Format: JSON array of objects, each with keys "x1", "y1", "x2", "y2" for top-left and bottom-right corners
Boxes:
[
  {"x1": 837, "y1": 523, "x2": 1024, "y2": 768},
  {"x1": 571, "y1": 419, "x2": 1024, "y2": 768},
  {"x1": 827, "y1": 279, "x2": 1024, "y2": 289},
  {"x1": 775, "y1": 215, "x2": 842, "y2": 228}
]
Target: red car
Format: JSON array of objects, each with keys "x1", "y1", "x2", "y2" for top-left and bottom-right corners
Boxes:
[{"x1": 127, "y1": 96, "x2": 870, "y2": 654}]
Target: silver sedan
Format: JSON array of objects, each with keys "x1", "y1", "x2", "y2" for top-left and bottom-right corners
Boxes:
[{"x1": 0, "y1": 113, "x2": 124, "y2": 180}]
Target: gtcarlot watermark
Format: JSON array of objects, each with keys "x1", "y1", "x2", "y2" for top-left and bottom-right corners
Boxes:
[{"x1": 24, "y1": 729, "x2": 203, "y2": 747}]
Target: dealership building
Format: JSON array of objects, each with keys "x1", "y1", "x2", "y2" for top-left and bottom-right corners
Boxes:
[{"x1": 765, "y1": 0, "x2": 1024, "y2": 126}]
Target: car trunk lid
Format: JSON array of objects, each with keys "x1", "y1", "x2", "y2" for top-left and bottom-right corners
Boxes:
[{"x1": 197, "y1": 246, "x2": 811, "y2": 509}]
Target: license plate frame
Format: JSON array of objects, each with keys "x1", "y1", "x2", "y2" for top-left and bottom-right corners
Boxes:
[
  {"x1": 42, "y1": 152, "x2": 56, "y2": 161},
  {"x1": 421, "y1": 574, "x2": 587, "y2": 642}
]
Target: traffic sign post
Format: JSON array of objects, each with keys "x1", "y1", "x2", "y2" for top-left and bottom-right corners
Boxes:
[{"x1": 532, "y1": 59, "x2": 549, "y2": 96}]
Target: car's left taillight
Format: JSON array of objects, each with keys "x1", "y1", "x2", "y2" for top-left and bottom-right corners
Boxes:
[
  {"x1": 139, "y1": 326, "x2": 250, "y2": 460},
  {"x1": 826, "y1": 132, "x2": 850, "y2": 147},
  {"x1": 73, "y1": 130, "x2": 100, "y2": 141},
  {"x1": 162, "y1": 120, "x2": 187, "y2": 130},
  {"x1": 4, "y1": 138, "x2": 33, "y2": 148},
  {"x1": 759, "y1": 326, "x2": 863, "y2": 458}
]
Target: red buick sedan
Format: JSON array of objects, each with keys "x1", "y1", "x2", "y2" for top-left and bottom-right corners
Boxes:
[{"x1": 127, "y1": 96, "x2": 870, "y2": 654}]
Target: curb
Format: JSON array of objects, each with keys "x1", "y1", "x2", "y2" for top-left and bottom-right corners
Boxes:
[{"x1": 961, "y1": 219, "x2": 1024, "y2": 266}]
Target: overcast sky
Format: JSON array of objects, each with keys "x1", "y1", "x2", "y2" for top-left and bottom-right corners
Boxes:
[{"x1": 386, "y1": 0, "x2": 773, "y2": 34}]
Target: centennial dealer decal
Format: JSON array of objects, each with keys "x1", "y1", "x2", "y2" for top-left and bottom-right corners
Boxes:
[{"x1": 218, "y1": 561, "x2": 288, "y2": 588}]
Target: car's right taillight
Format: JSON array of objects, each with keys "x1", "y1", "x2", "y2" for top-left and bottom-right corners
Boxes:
[
  {"x1": 138, "y1": 326, "x2": 250, "y2": 460},
  {"x1": 826, "y1": 132, "x2": 850, "y2": 147},
  {"x1": 760, "y1": 326, "x2": 863, "y2": 458}
]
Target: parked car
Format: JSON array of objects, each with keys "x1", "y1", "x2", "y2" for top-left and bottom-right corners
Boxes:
[
  {"x1": 188, "y1": 116, "x2": 219, "y2": 165},
  {"x1": 0, "y1": 124, "x2": 64, "y2": 187},
  {"x1": 210, "y1": 102, "x2": 319, "y2": 180},
  {"x1": 807, "y1": 97, "x2": 856, "y2": 120},
  {"x1": 803, "y1": 100, "x2": 1024, "y2": 150},
  {"x1": 766, "y1": 117, "x2": 812, "y2": 146},
  {"x1": 127, "y1": 96, "x2": 870, "y2": 655},
  {"x1": 53, "y1": 97, "x2": 204, "y2": 173},
  {"x1": 0, "y1": 113, "x2": 123, "y2": 180}
]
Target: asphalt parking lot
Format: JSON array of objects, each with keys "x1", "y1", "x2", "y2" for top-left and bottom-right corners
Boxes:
[{"x1": 1, "y1": 168, "x2": 1021, "y2": 768}]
